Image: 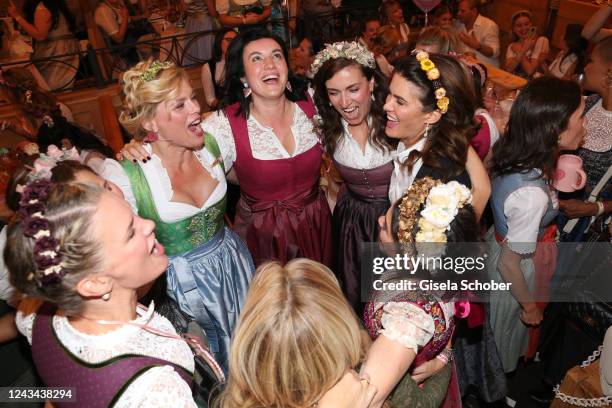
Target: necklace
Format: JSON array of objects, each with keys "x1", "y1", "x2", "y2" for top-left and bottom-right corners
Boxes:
[{"x1": 76, "y1": 304, "x2": 226, "y2": 383}]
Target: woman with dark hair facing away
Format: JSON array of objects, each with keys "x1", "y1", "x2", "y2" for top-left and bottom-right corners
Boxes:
[
  {"x1": 311, "y1": 41, "x2": 394, "y2": 313},
  {"x1": 200, "y1": 28, "x2": 237, "y2": 110},
  {"x1": 8, "y1": 0, "x2": 79, "y2": 90},
  {"x1": 119, "y1": 29, "x2": 333, "y2": 267},
  {"x1": 487, "y1": 76, "x2": 585, "y2": 373},
  {"x1": 385, "y1": 51, "x2": 491, "y2": 219},
  {"x1": 545, "y1": 24, "x2": 588, "y2": 80},
  {"x1": 202, "y1": 28, "x2": 332, "y2": 266},
  {"x1": 362, "y1": 177, "x2": 480, "y2": 407},
  {"x1": 5, "y1": 158, "x2": 208, "y2": 406}
]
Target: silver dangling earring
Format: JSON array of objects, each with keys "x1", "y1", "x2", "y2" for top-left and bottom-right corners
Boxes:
[
  {"x1": 285, "y1": 81, "x2": 292, "y2": 92},
  {"x1": 423, "y1": 123, "x2": 430, "y2": 139},
  {"x1": 371, "y1": 92, "x2": 375, "y2": 101},
  {"x1": 102, "y1": 293, "x2": 111, "y2": 301},
  {"x1": 243, "y1": 82, "x2": 251, "y2": 98}
]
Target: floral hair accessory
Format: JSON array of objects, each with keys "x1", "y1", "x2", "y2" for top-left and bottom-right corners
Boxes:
[
  {"x1": 16, "y1": 145, "x2": 80, "y2": 191},
  {"x1": 397, "y1": 177, "x2": 472, "y2": 258},
  {"x1": 415, "y1": 181, "x2": 472, "y2": 257},
  {"x1": 18, "y1": 178, "x2": 66, "y2": 286},
  {"x1": 311, "y1": 41, "x2": 376, "y2": 76},
  {"x1": 397, "y1": 177, "x2": 440, "y2": 245},
  {"x1": 138, "y1": 60, "x2": 174, "y2": 83},
  {"x1": 412, "y1": 49, "x2": 449, "y2": 114}
]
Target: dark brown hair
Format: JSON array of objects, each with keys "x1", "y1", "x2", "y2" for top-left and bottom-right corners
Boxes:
[
  {"x1": 393, "y1": 54, "x2": 479, "y2": 176},
  {"x1": 491, "y1": 76, "x2": 581, "y2": 181},
  {"x1": 312, "y1": 58, "x2": 393, "y2": 157}
]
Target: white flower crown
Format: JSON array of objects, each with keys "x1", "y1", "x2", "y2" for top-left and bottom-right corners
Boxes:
[{"x1": 311, "y1": 41, "x2": 376, "y2": 76}]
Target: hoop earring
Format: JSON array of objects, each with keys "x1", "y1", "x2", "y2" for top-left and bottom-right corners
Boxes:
[
  {"x1": 285, "y1": 81, "x2": 292, "y2": 92},
  {"x1": 243, "y1": 82, "x2": 251, "y2": 98},
  {"x1": 102, "y1": 293, "x2": 111, "y2": 301}
]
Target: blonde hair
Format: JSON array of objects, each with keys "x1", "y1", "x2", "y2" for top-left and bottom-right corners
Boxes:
[
  {"x1": 372, "y1": 25, "x2": 401, "y2": 57},
  {"x1": 119, "y1": 60, "x2": 190, "y2": 141},
  {"x1": 218, "y1": 259, "x2": 367, "y2": 408},
  {"x1": 416, "y1": 26, "x2": 462, "y2": 55}
]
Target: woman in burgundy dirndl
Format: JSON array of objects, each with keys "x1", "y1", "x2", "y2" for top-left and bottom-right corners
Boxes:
[{"x1": 202, "y1": 28, "x2": 332, "y2": 266}]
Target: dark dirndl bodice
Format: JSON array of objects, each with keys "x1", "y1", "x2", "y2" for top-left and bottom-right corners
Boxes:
[
  {"x1": 31, "y1": 304, "x2": 193, "y2": 408},
  {"x1": 332, "y1": 160, "x2": 393, "y2": 313}
]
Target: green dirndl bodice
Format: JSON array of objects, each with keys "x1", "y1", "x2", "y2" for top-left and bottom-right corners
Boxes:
[{"x1": 120, "y1": 133, "x2": 226, "y2": 257}]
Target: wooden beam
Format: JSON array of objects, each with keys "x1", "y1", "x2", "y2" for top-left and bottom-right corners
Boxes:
[{"x1": 98, "y1": 94, "x2": 123, "y2": 154}]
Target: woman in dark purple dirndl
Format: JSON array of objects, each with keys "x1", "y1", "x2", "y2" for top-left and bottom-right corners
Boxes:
[
  {"x1": 311, "y1": 42, "x2": 395, "y2": 313},
  {"x1": 4, "y1": 160, "x2": 216, "y2": 407}
]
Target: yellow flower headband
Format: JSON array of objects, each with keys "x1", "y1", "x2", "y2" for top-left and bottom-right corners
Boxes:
[{"x1": 413, "y1": 50, "x2": 449, "y2": 114}]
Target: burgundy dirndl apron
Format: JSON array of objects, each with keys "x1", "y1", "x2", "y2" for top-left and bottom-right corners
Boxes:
[{"x1": 224, "y1": 98, "x2": 333, "y2": 266}]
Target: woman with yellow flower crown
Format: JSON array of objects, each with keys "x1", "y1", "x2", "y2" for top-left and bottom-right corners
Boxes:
[
  {"x1": 385, "y1": 51, "x2": 490, "y2": 216},
  {"x1": 379, "y1": 51, "x2": 506, "y2": 404}
]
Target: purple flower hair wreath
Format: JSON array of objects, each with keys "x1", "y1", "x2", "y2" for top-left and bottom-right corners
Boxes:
[{"x1": 18, "y1": 178, "x2": 66, "y2": 286}]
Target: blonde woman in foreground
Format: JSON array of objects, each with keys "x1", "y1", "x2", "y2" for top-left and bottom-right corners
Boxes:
[{"x1": 218, "y1": 259, "x2": 377, "y2": 408}]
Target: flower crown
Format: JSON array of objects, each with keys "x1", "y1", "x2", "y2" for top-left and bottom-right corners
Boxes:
[
  {"x1": 16, "y1": 145, "x2": 80, "y2": 190},
  {"x1": 16, "y1": 145, "x2": 81, "y2": 286},
  {"x1": 413, "y1": 50, "x2": 450, "y2": 114},
  {"x1": 138, "y1": 60, "x2": 173, "y2": 84},
  {"x1": 19, "y1": 178, "x2": 65, "y2": 286},
  {"x1": 311, "y1": 41, "x2": 376, "y2": 76},
  {"x1": 397, "y1": 177, "x2": 472, "y2": 257}
]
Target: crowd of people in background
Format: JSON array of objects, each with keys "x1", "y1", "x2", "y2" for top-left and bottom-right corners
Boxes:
[{"x1": 0, "y1": 0, "x2": 611, "y2": 407}]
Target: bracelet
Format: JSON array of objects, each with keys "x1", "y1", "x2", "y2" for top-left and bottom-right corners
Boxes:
[
  {"x1": 596, "y1": 201, "x2": 605, "y2": 217},
  {"x1": 435, "y1": 348, "x2": 453, "y2": 365}
]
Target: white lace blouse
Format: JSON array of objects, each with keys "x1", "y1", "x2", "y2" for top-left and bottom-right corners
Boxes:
[
  {"x1": 16, "y1": 298, "x2": 196, "y2": 408},
  {"x1": 333, "y1": 120, "x2": 393, "y2": 169},
  {"x1": 375, "y1": 300, "x2": 454, "y2": 352},
  {"x1": 584, "y1": 99, "x2": 612, "y2": 153},
  {"x1": 202, "y1": 104, "x2": 319, "y2": 171},
  {"x1": 100, "y1": 145, "x2": 226, "y2": 223}
]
